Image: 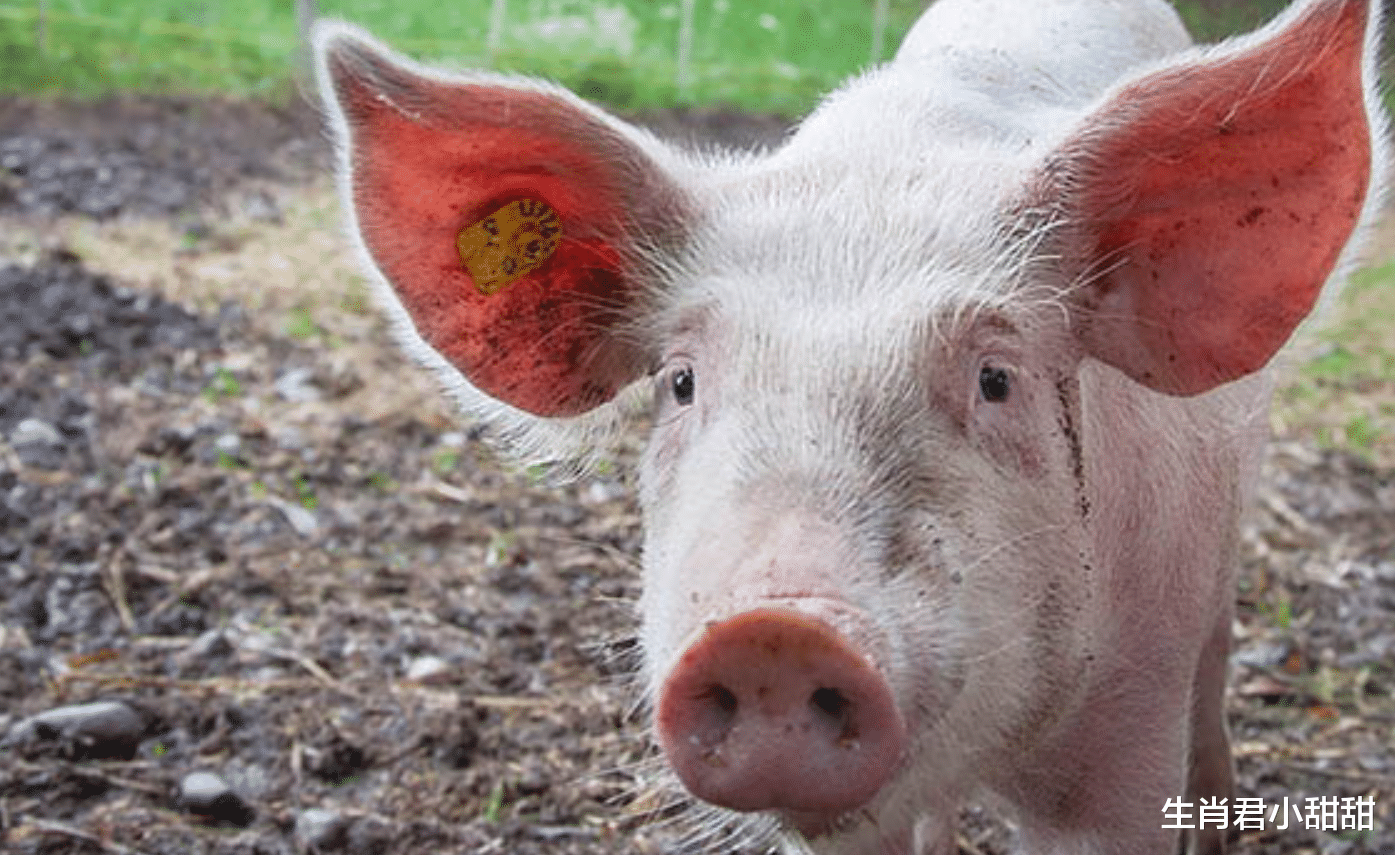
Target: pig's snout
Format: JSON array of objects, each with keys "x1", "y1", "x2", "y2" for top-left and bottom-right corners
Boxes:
[{"x1": 655, "y1": 608, "x2": 906, "y2": 816}]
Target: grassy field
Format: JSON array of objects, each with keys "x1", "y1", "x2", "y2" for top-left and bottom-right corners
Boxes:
[
  {"x1": 1275, "y1": 249, "x2": 1395, "y2": 466},
  {"x1": 1, "y1": 0, "x2": 928, "y2": 112},
  {"x1": 0, "y1": 0, "x2": 1322, "y2": 114}
]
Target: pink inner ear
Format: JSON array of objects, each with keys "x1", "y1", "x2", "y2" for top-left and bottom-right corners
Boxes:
[
  {"x1": 329, "y1": 43, "x2": 675, "y2": 417},
  {"x1": 1069, "y1": 0, "x2": 1372, "y2": 395}
]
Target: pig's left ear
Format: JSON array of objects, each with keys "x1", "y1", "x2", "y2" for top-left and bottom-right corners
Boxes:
[
  {"x1": 314, "y1": 22, "x2": 691, "y2": 421},
  {"x1": 1040, "y1": 0, "x2": 1382, "y2": 396}
]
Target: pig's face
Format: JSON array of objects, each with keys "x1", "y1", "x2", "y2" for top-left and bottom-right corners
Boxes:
[{"x1": 634, "y1": 189, "x2": 1099, "y2": 844}]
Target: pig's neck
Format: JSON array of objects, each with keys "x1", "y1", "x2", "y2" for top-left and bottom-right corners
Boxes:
[{"x1": 1079, "y1": 360, "x2": 1269, "y2": 645}]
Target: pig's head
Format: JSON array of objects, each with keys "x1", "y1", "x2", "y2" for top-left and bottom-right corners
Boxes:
[{"x1": 315, "y1": 0, "x2": 1382, "y2": 850}]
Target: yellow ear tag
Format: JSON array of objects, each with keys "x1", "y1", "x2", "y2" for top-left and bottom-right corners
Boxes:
[{"x1": 456, "y1": 198, "x2": 563, "y2": 295}]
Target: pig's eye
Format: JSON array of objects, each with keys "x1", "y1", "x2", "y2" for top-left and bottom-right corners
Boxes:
[
  {"x1": 978, "y1": 364, "x2": 1011, "y2": 403},
  {"x1": 671, "y1": 366, "x2": 696, "y2": 406}
]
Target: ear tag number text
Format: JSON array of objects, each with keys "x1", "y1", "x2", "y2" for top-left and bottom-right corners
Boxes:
[{"x1": 456, "y1": 198, "x2": 562, "y2": 295}]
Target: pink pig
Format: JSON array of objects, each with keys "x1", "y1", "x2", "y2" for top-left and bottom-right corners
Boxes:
[{"x1": 313, "y1": 0, "x2": 1385, "y2": 852}]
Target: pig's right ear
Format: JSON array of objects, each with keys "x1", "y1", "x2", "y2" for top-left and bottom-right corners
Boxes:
[
  {"x1": 313, "y1": 22, "x2": 691, "y2": 431},
  {"x1": 1037, "y1": 0, "x2": 1381, "y2": 397}
]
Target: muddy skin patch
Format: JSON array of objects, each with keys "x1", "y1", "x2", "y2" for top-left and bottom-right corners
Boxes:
[
  {"x1": 456, "y1": 198, "x2": 562, "y2": 295},
  {"x1": 1055, "y1": 374, "x2": 1089, "y2": 520}
]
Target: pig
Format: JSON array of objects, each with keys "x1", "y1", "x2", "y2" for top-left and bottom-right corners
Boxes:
[{"x1": 312, "y1": 0, "x2": 1386, "y2": 852}]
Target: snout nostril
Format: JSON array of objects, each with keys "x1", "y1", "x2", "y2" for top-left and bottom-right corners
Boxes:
[
  {"x1": 809, "y1": 687, "x2": 853, "y2": 733},
  {"x1": 705, "y1": 684, "x2": 738, "y2": 715},
  {"x1": 690, "y1": 683, "x2": 739, "y2": 742}
]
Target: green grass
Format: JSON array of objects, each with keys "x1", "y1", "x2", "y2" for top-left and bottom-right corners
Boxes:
[
  {"x1": 1275, "y1": 258, "x2": 1395, "y2": 464},
  {"x1": 284, "y1": 306, "x2": 327, "y2": 341},
  {"x1": 1, "y1": 0, "x2": 925, "y2": 113},
  {"x1": 202, "y1": 366, "x2": 244, "y2": 401},
  {"x1": 5, "y1": 1, "x2": 1360, "y2": 113},
  {"x1": 1, "y1": 2, "x2": 291, "y2": 97},
  {"x1": 1170, "y1": 0, "x2": 1290, "y2": 42}
]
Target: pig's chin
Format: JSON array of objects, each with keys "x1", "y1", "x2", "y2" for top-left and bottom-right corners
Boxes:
[
  {"x1": 781, "y1": 802, "x2": 882, "y2": 841},
  {"x1": 772, "y1": 790, "x2": 910, "y2": 854}
]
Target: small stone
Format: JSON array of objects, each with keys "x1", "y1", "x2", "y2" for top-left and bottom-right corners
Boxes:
[
  {"x1": 214, "y1": 432, "x2": 241, "y2": 455},
  {"x1": 180, "y1": 771, "x2": 228, "y2": 803},
  {"x1": 266, "y1": 496, "x2": 319, "y2": 537},
  {"x1": 405, "y1": 655, "x2": 452, "y2": 684},
  {"x1": 1231, "y1": 640, "x2": 1290, "y2": 670},
  {"x1": 295, "y1": 807, "x2": 349, "y2": 851},
  {"x1": 10, "y1": 418, "x2": 61, "y2": 447},
  {"x1": 584, "y1": 479, "x2": 626, "y2": 504},
  {"x1": 275, "y1": 367, "x2": 322, "y2": 403},
  {"x1": 14, "y1": 441, "x2": 66, "y2": 470},
  {"x1": 5, "y1": 700, "x2": 144, "y2": 760},
  {"x1": 178, "y1": 770, "x2": 256, "y2": 827},
  {"x1": 189, "y1": 628, "x2": 235, "y2": 658}
]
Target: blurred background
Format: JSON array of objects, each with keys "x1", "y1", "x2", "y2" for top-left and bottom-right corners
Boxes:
[{"x1": 4, "y1": 0, "x2": 1395, "y2": 115}]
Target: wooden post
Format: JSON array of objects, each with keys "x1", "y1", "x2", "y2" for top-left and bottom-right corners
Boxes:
[
  {"x1": 870, "y1": 0, "x2": 889, "y2": 65},
  {"x1": 295, "y1": 0, "x2": 319, "y2": 104},
  {"x1": 487, "y1": 0, "x2": 507, "y2": 64},
  {"x1": 677, "y1": 0, "x2": 696, "y2": 98},
  {"x1": 38, "y1": 0, "x2": 49, "y2": 57}
]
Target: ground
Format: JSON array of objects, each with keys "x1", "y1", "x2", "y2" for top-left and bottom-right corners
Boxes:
[{"x1": 0, "y1": 94, "x2": 1390, "y2": 855}]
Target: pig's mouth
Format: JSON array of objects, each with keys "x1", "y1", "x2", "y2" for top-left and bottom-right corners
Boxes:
[
  {"x1": 777, "y1": 801, "x2": 885, "y2": 843},
  {"x1": 654, "y1": 604, "x2": 908, "y2": 828}
]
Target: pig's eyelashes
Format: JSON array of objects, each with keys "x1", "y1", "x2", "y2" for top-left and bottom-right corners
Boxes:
[{"x1": 978, "y1": 364, "x2": 1012, "y2": 403}]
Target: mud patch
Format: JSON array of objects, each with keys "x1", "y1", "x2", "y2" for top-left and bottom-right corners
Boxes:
[{"x1": 0, "y1": 96, "x2": 322, "y2": 219}]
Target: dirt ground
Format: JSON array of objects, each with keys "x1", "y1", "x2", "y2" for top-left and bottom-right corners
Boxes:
[{"x1": 0, "y1": 94, "x2": 1391, "y2": 855}]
